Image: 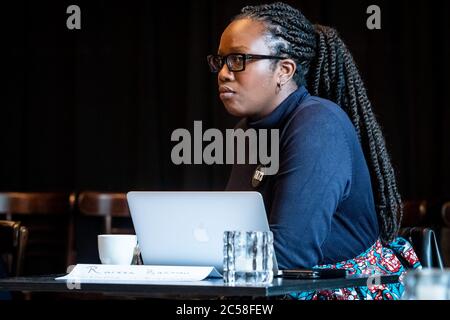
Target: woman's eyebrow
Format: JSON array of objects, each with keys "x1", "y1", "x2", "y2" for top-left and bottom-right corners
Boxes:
[
  {"x1": 229, "y1": 46, "x2": 249, "y2": 52},
  {"x1": 218, "y1": 46, "x2": 250, "y2": 55}
]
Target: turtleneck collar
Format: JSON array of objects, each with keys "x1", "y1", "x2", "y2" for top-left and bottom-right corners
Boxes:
[{"x1": 247, "y1": 86, "x2": 309, "y2": 129}]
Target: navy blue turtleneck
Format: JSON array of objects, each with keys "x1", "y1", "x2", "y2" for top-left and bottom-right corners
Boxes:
[{"x1": 226, "y1": 86, "x2": 380, "y2": 269}]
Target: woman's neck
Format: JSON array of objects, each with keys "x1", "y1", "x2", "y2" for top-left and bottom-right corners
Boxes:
[{"x1": 251, "y1": 84, "x2": 298, "y2": 121}]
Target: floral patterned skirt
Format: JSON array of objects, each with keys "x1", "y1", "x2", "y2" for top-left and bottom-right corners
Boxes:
[{"x1": 289, "y1": 237, "x2": 422, "y2": 300}]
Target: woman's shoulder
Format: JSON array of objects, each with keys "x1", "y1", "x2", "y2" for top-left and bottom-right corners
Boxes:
[{"x1": 286, "y1": 95, "x2": 358, "y2": 140}]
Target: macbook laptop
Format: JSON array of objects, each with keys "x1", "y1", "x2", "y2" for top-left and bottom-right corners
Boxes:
[{"x1": 127, "y1": 191, "x2": 279, "y2": 273}]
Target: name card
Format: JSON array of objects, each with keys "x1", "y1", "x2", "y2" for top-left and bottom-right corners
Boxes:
[{"x1": 56, "y1": 264, "x2": 222, "y2": 283}]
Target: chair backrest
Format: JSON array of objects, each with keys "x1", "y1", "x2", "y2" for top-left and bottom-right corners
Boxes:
[
  {"x1": 399, "y1": 227, "x2": 444, "y2": 269},
  {"x1": 77, "y1": 192, "x2": 133, "y2": 234},
  {"x1": 0, "y1": 220, "x2": 28, "y2": 276},
  {"x1": 442, "y1": 202, "x2": 450, "y2": 228},
  {"x1": 439, "y1": 202, "x2": 450, "y2": 268},
  {"x1": 0, "y1": 192, "x2": 74, "y2": 275},
  {"x1": 401, "y1": 200, "x2": 428, "y2": 227}
]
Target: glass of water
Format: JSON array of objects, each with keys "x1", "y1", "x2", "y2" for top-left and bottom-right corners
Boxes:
[
  {"x1": 223, "y1": 230, "x2": 274, "y2": 285},
  {"x1": 402, "y1": 269, "x2": 450, "y2": 300}
]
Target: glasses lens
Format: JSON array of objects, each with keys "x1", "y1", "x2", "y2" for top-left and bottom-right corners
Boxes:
[
  {"x1": 227, "y1": 54, "x2": 244, "y2": 71},
  {"x1": 207, "y1": 55, "x2": 223, "y2": 73}
]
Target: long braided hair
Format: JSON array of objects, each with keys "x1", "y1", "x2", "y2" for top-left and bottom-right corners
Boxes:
[{"x1": 234, "y1": 2, "x2": 402, "y2": 243}]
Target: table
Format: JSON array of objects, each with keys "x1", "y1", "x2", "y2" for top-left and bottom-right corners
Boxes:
[{"x1": 0, "y1": 274, "x2": 399, "y2": 299}]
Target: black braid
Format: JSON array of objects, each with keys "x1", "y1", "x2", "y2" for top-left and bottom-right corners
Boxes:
[{"x1": 234, "y1": 2, "x2": 403, "y2": 243}]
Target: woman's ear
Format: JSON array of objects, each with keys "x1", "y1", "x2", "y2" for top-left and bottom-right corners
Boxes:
[{"x1": 278, "y1": 59, "x2": 297, "y2": 86}]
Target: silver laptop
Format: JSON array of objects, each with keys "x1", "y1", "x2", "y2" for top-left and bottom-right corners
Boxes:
[{"x1": 127, "y1": 191, "x2": 278, "y2": 273}]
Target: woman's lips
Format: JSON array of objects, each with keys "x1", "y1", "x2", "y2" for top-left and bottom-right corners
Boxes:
[
  {"x1": 220, "y1": 92, "x2": 235, "y2": 99},
  {"x1": 219, "y1": 86, "x2": 236, "y2": 100}
]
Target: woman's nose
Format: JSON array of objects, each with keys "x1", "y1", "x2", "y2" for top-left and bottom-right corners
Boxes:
[{"x1": 218, "y1": 63, "x2": 235, "y2": 82}]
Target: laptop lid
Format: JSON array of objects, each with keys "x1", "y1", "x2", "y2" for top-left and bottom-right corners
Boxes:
[{"x1": 127, "y1": 191, "x2": 279, "y2": 273}]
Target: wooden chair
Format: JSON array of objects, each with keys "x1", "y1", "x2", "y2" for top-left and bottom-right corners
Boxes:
[
  {"x1": 0, "y1": 192, "x2": 75, "y2": 275},
  {"x1": 400, "y1": 200, "x2": 428, "y2": 227},
  {"x1": 77, "y1": 192, "x2": 134, "y2": 235},
  {"x1": 0, "y1": 220, "x2": 28, "y2": 276}
]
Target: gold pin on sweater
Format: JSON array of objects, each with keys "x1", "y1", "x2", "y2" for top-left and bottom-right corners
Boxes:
[{"x1": 252, "y1": 165, "x2": 265, "y2": 188}]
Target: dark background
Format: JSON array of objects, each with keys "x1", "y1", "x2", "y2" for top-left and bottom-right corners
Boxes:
[{"x1": 2, "y1": 0, "x2": 450, "y2": 201}]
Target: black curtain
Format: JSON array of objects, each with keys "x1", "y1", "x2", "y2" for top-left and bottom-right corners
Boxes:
[{"x1": 2, "y1": 0, "x2": 450, "y2": 200}]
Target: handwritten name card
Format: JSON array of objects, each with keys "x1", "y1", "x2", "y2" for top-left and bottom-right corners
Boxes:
[{"x1": 56, "y1": 264, "x2": 222, "y2": 283}]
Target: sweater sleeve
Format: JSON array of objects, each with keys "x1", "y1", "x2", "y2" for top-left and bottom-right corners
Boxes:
[{"x1": 269, "y1": 104, "x2": 353, "y2": 269}]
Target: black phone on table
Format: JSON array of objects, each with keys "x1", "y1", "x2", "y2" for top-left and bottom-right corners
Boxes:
[{"x1": 280, "y1": 269, "x2": 347, "y2": 279}]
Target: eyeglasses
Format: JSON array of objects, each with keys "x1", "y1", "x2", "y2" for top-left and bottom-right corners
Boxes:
[{"x1": 207, "y1": 53, "x2": 286, "y2": 73}]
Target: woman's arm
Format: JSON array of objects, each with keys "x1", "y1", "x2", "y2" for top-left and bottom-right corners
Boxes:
[{"x1": 270, "y1": 104, "x2": 353, "y2": 269}]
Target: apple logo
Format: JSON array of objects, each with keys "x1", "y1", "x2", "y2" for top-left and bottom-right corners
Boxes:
[{"x1": 193, "y1": 225, "x2": 209, "y2": 242}]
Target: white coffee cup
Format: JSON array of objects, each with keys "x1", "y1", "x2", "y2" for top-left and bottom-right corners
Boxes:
[{"x1": 98, "y1": 234, "x2": 137, "y2": 265}]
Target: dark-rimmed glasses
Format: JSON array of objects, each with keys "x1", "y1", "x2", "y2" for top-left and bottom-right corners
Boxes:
[{"x1": 207, "y1": 53, "x2": 287, "y2": 73}]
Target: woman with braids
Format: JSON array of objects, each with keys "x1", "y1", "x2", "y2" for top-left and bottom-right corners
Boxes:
[{"x1": 207, "y1": 2, "x2": 421, "y2": 300}]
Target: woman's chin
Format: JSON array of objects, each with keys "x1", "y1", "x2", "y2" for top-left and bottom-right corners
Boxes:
[{"x1": 222, "y1": 101, "x2": 249, "y2": 118}]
